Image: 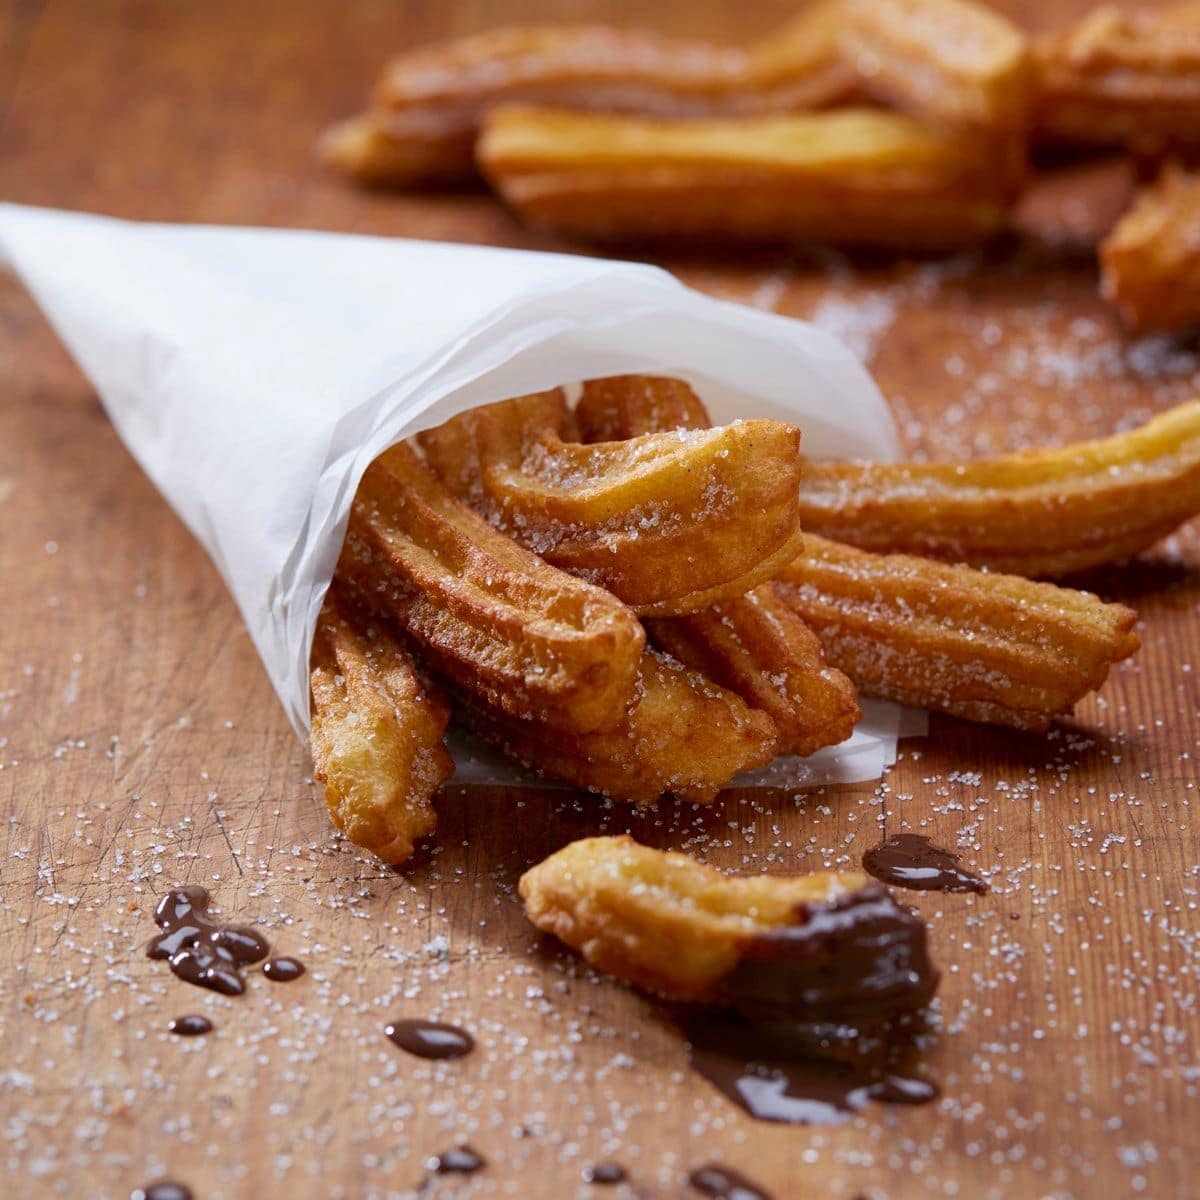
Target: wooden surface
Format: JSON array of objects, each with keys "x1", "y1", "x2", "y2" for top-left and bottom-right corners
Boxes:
[{"x1": 2, "y1": 2, "x2": 1199, "y2": 1198}]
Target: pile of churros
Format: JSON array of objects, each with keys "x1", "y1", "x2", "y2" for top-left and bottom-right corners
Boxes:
[
  {"x1": 304, "y1": 374, "x2": 1200, "y2": 1009},
  {"x1": 320, "y1": 0, "x2": 1200, "y2": 334}
]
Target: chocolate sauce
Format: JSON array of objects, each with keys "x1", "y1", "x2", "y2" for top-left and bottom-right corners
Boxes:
[
  {"x1": 583, "y1": 1162, "x2": 627, "y2": 1184},
  {"x1": 146, "y1": 885, "x2": 269, "y2": 995},
  {"x1": 681, "y1": 1009, "x2": 940, "y2": 1127},
  {"x1": 714, "y1": 883, "x2": 940, "y2": 1021},
  {"x1": 168, "y1": 1015, "x2": 213, "y2": 1037},
  {"x1": 688, "y1": 1163, "x2": 772, "y2": 1199},
  {"x1": 427, "y1": 1145, "x2": 486, "y2": 1174},
  {"x1": 262, "y1": 956, "x2": 305, "y2": 982},
  {"x1": 386, "y1": 1018, "x2": 475, "y2": 1060},
  {"x1": 131, "y1": 1183, "x2": 193, "y2": 1200},
  {"x1": 863, "y1": 834, "x2": 988, "y2": 895}
]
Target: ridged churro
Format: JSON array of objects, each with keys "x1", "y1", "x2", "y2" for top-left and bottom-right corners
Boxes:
[
  {"x1": 458, "y1": 649, "x2": 778, "y2": 805},
  {"x1": 1101, "y1": 165, "x2": 1200, "y2": 334},
  {"x1": 416, "y1": 391, "x2": 807, "y2": 616},
  {"x1": 795, "y1": 402, "x2": 1200, "y2": 578},
  {"x1": 520, "y1": 836, "x2": 939, "y2": 1018},
  {"x1": 1035, "y1": 3, "x2": 1200, "y2": 153},
  {"x1": 477, "y1": 105, "x2": 1011, "y2": 250},
  {"x1": 309, "y1": 590, "x2": 453, "y2": 864},
  {"x1": 774, "y1": 534, "x2": 1140, "y2": 731},
  {"x1": 337, "y1": 441, "x2": 644, "y2": 734}
]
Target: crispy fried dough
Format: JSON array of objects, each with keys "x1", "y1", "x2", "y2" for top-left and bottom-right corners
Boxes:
[
  {"x1": 519, "y1": 836, "x2": 939, "y2": 1017},
  {"x1": 415, "y1": 391, "x2": 807, "y2": 616},
  {"x1": 309, "y1": 590, "x2": 453, "y2": 864},
  {"x1": 458, "y1": 650, "x2": 778, "y2": 805},
  {"x1": 774, "y1": 534, "x2": 1140, "y2": 731},
  {"x1": 574, "y1": 375, "x2": 861, "y2": 756},
  {"x1": 336, "y1": 441, "x2": 644, "y2": 734},
  {"x1": 646, "y1": 586, "x2": 861, "y2": 758},
  {"x1": 477, "y1": 105, "x2": 1012, "y2": 250},
  {"x1": 795, "y1": 402, "x2": 1200, "y2": 578},
  {"x1": 1035, "y1": 3, "x2": 1200, "y2": 153},
  {"x1": 1101, "y1": 165, "x2": 1200, "y2": 334}
]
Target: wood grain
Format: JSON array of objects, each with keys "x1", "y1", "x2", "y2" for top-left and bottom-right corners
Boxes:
[{"x1": 1, "y1": 3, "x2": 1197, "y2": 1198}]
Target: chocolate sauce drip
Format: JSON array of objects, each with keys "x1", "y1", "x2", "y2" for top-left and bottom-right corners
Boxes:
[
  {"x1": 863, "y1": 834, "x2": 988, "y2": 895},
  {"x1": 681, "y1": 1009, "x2": 940, "y2": 1127},
  {"x1": 714, "y1": 883, "x2": 940, "y2": 1021},
  {"x1": 583, "y1": 1162, "x2": 627, "y2": 1184},
  {"x1": 131, "y1": 1183, "x2": 194, "y2": 1200},
  {"x1": 688, "y1": 1163, "x2": 772, "y2": 1199},
  {"x1": 146, "y1": 885, "x2": 269, "y2": 995},
  {"x1": 262, "y1": 956, "x2": 305, "y2": 982},
  {"x1": 427, "y1": 1145, "x2": 486, "y2": 1174},
  {"x1": 386, "y1": 1018, "x2": 475, "y2": 1060},
  {"x1": 168, "y1": 1015, "x2": 213, "y2": 1037}
]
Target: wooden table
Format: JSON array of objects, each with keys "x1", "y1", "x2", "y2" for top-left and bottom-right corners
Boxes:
[{"x1": 2, "y1": 2, "x2": 1197, "y2": 1197}]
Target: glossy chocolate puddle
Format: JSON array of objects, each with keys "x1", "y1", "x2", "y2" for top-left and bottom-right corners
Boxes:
[{"x1": 863, "y1": 833, "x2": 988, "y2": 895}]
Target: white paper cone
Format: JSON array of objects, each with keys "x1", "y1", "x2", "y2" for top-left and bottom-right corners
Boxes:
[{"x1": 0, "y1": 203, "x2": 914, "y2": 782}]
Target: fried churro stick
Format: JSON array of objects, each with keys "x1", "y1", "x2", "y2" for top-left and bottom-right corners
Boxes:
[
  {"x1": 774, "y1": 534, "x2": 1140, "y2": 731},
  {"x1": 459, "y1": 650, "x2": 778, "y2": 805},
  {"x1": 573, "y1": 375, "x2": 861, "y2": 756},
  {"x1": 477, "y1": 105, "x2": 1011, "y2": 250},
  {"x1": 321, "y1": 21, "x2": 855, "y2": 187},
  {"x1": 337, "y1": 441, "x2": 645, "y2": 735},
  {"x1": 1100, "y1": 165, "x2": 1200, "y2": 334},
  {"x1": 520, "y1": 836, "x2": 939, "y2": 1018},
  {"x1": 1035, "y1": 3, "x2": 1200, "y2": 153},
  {"x1": 416, "y1": 391, "x2": 807, "y2": 616},
  {"x1": 795, "y1": 402, "x2": 1200, "y2": 578},
  {"x1": 309, "y1": 590, "x2": 453, "y2": 864}
]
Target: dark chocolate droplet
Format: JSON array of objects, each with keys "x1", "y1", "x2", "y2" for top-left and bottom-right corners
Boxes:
[
  {"x1": 863, "y1": 834, "x2": 988, "y2": 895},
  {"x1": 427, "y1": 1145, "x2": 485, "y2": 1175},
  {"x1": 386, "y1": 1018, "x2": 475, "y2": 1060},
  {"x1": 262, "y1": 956, "x2": 305, "y2": 982},
  {"x1": 168, "y1": 1015, "x2": 213, "y2": 1037},
  {"x1": 131, "y1": 1182, "x2": 194, "y2": 1200},
  {"x1": 688, "y1": 1163, "x2": 772, "y2": 1199},
  {"x1": 146, "y1": 885, "x2": 269, "y2": 995},
  {"x1": 583, "y1": 1162, "x2": 627, "y2": 1184}
]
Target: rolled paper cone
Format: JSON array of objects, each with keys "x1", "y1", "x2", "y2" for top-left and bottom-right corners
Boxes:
[{"x1": 0, "y1": 203, "x2": 909, "y2": 784}]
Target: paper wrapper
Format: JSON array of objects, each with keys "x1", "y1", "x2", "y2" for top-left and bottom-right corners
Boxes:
[{"x1": 0, "y1": 203, "x2": 921, "y2": 787}]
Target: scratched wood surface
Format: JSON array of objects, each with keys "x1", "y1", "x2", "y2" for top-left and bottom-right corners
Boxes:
[{"x1": 2, "y1": 2, "x2": 1198, "y2": 1198}]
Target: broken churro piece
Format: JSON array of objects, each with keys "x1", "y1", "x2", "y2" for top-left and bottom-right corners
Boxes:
[
  {"x1": 477, "y1": 105, "x2": 1012, "y2": 250},
  {"x1": 309, "y1": 590, "x2": 454, "y2": 864},
  {"x1": 337, "y1": 441, "x2": 645, "y2": 735},
  {"x1": 459, "y1": 650, "x2": 778, "y2": 806},
  {"x1": 416, "y1": 391, "x2": 807, "y2": 616},
  {"x1": 520, "y1": 836, "x2": 939, "y2": 1018},
  {"x1": 774, "y1": 534, "x2": 1140, "y2": 731},
  {"x1": 795, "y1": 402, "x2": 1200, "y2": 578},
  {"x1": 1035, "y1": 4, "x2": 1200, "y2": 153},
  {"x1": 1101, "y1": 165, "x2": 1200, "y2": 334}
]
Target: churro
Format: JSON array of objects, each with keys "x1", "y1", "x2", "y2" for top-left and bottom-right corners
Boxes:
[
  {"x1": 795, "y1": 402, "x2": 1200, "y2": 578},
  {"x1": 1101, "y1": 165, "x2": 1200, "y2": 334},
  {"x1": 520, "y1": 836, "x2": 939, "y2": 1018},
  {"x1": 309, "y1": 589, "x2": 453, "y2": 864}
]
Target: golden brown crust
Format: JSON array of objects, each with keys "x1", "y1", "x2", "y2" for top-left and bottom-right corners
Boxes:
[
  {"x1": 477, "y1": 105, "x2": 1012, "y2": 251},
  {"x1": 646, "y1": 585, "x2": 861, "y2": 758},
  {"x1": 316, "y1": 112, "x2": 477, "y2": 188},
  {"x1": 1035, "y1": 3, "x2": 1200, "y2": 153},
  {"x1": 336, "y1": 440, "x2": 645, "y2": 734},
  {"x1": 1101, "y1": 165, "x2": 1200, "y2": 334},
  {"x1": 519, "y1": 836, "x2": 938, "y2": 1017},
  {"x1": 309, "y1": 590, "x2": 453, "y2": 864},
  {"x1": 795, "y1": 402, "x2": 1200, "y2": 578},
  {"x1": 774, "y1": 534, "x2": 1140, "y2": 731},
  {"x1": 458, "y1": 649, "x2": 778, "y2": 806},
  {"x1": 415, "y1": 392, "x2": 807, "y2": 616}
]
